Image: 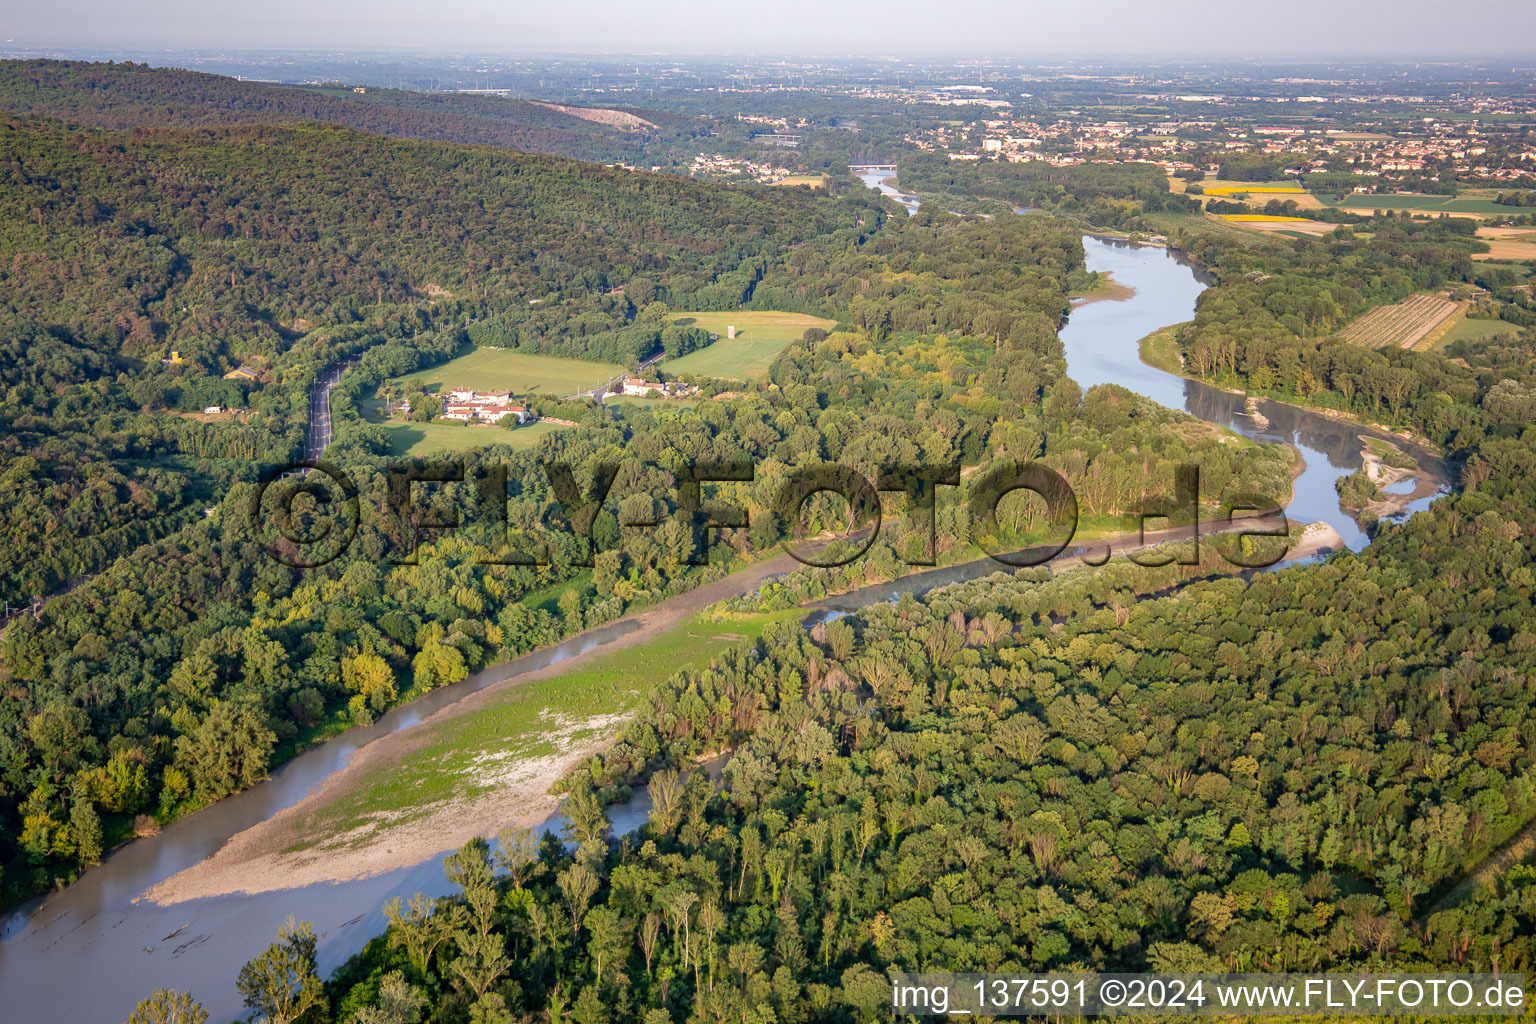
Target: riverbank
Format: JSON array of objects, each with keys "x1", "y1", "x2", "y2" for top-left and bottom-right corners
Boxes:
[
  {"x1": 1072, "y1": 270, "x2": 1136, "y2": 305},
  {"x1": 1137, "y1": 323, "x2": 1184, "y2": 374},
  {"x1": 1286, "y1": 520, "x2": 1348, "y2": 561},
  {"x1": 1131, "y1": 332, "x2": 1445, "y2": 531},
  {"x1": 143, "y1": 711, "x2": 626, "y2": 903},
  {"x1": 1086, "y1": 230, "x2": 1170, "y2": 249},
  {"x1": 1128, "y1": 335, "x2": 1445, "y2": 456},
  {"x1": 140, "y1": 556, "x2": 808, "y2": 905},
  {"x1": 143, "y1": 503, "x2": 1313, "y2": 905}
]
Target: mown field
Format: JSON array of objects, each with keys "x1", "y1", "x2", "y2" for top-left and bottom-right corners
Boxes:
[
  {"x1": 389, "y1": 347, "x2": 624, "y2": 397},
  {"x1": 1339, "y1": 293, "x2": 1458, "y2": 350},
  {"x1": 1317, "y1": 192, "x2": 1517, "y2": 217},
  {"x1": 771, "y1": 174, "x2": 828, "y2": 188},
  {"x1": 373, "y1": 417, "x2": 568, "y2": 458},
  {"x1": 662, "y1": 310, "x2": 837, "y2": 380},
  {"x1": 1437, "y1": 315, "x2": 1525, "y2": 347},
  {"x1": 1214, "y1": 212, "x2": 1336, "y2": 238},
  {"x1": 1474, "y1": 227, "x2": 1536, "y2": 261}
]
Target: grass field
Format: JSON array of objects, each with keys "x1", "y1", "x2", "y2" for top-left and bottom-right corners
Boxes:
[
  {"x1": 1339, "y1": 293, "x2": 1458, "y2": 350},
  {"x1": 1437, "y1": 315, "x2": 1524, "y2": 347},
  {"x1": 373, "y1": 417, "x2": 568, "y2": 458},
  {"x1": 389, "y1": 348, "x2": 624, "y2": 398},
  {"x1": 1317, "y1": 193, "x2": 1516, "y2": 218},
  {"x1": 662, "y1": 310, "x2": 837, "y2": 380},
  {"x1": 1469, "y1": 261, "x2": 1534, "y2": 281},
  {"x1": 1138, "y1": 324, "x2": 1185, "y2": 375}
]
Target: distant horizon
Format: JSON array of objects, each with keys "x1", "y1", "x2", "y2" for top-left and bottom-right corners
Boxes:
[
  {"x1": 8, "y1": 46, "x2": 1536, "y2": 63},
  {"x1": 6, "y1": 0, "x2": 1536, "y2": 61}
]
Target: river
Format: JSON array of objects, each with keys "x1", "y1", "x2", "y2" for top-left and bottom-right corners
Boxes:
[
  {"x1": 0, "y1": 623, "x2": 655, "y2": 1024},
  {"x1": 0, "y1": 234, "x2": 1448, "y2": 1023},
  {"x1": 852, "y1": 165, "x2": 921, "y2": 214},
  {"x1": 1066, "y1": 235, "x2": 1447, "y2": 551}
]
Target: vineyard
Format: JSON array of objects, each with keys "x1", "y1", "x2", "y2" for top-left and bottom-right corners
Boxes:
[{"x1": 1339, "y1": 293, "x2": 1458, "y2": 349}]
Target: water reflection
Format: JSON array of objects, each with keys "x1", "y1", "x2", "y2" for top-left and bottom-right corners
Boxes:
[
  {"x1": 1063, "y1": 237, "x2": 1448, "y2": 551},
  {"x1": 0, "y1": 618, "x2": 645, "y2": 1024},
  {"x1": 851, "y1": 165, "x2": 920, "y2": 214},
  {"x1": 0, "y1": 235, "x2": 1453, "y2": 1024}
]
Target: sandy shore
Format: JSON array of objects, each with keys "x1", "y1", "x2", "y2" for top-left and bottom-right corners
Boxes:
[
  {"x1": 143, "y1": 457, "x2": 1312, "y2": 905},
  {"x1": 140, "y1": 552, "x2": 807, "y2": 905},
  {"x1": 1072, "y1": 271, "x2": 1136, "y2": 305},
  {"x1": 142, "y1": 715, "x2": 622, "y2": 904},
  {"x1": 1286, "y1": 521, "x2": 1347, "y2": 562}
]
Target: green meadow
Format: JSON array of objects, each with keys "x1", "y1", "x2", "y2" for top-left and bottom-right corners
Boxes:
[
  {"x1": 661, "y1": 310, "x2": 836, "y2": 381},
  {"x1": 390, "y1": 347, "x2": 624, "y2": 398},
  {"x1": 1317, "y1": 192, "x2": 1516, "y2": 217}
]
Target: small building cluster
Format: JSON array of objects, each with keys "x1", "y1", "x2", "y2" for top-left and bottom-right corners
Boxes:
[
  {"x1": 619, "y1": 378, "x2": 694, "y2": 398},
  {"x1": 439, "y1": 387, "x2": 531, "y2": 423}
]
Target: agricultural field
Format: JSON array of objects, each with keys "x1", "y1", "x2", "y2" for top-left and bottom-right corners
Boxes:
[
  {"x1": 388, "y1": 347, "x2": 624, "y2": 398},
  {"x1": 1316, "y1": 192, "x2": 1516, "y2": 218},
  {"x1": 1173, "y1": 177, "x2": 1324, "y2": 211},
  {"x1": 1216, "y1": 213, "x2": 1336, "y2": 237},
  {"x1": 1143, "y1": 208, "x2": 1288, "y2": 245},
  {"x1": 1436, "y1": 315, "x2": 1525, "y2": 347},
  {"x1": 1202, "y1": 184, "x2": 1306, "y2": 197},
  {"x1": 661, "y1": 310, "x2": 837, "y2": 380},
  {"x1": 1474, "y1": 227, "x2": 1536, "y2": 261},
  {"x1": 1339, "y1": 293, "x2": 1458, "y2": 350},
  {"x1": 370, "y1": 416, "x2": 568, "y2": 458},
  {"x1": 1219, "y1": 213, "x2": 1314, "y2": 222},
  {"x1": 771, "y1": 174, "x2": 828, "y2": 188}
]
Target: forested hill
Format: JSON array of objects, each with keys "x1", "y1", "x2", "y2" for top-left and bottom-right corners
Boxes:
[
  {"x1": 1, "y1": 113, "x2": 867, "y2": 373},
  {"x1": 0, "y1": 110, "x2": 879, "y2": 623},
  {"x1": 0, "y1": 60, "x2": 684, "y2": 163}
]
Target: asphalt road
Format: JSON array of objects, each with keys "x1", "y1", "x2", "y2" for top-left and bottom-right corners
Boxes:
[{"x1": 305, "y1": 359, "x2": 353, "y2": 460}]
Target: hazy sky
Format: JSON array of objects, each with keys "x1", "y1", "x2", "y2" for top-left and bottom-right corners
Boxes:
[{"x1": 6, "y1": 0, "x2": 1536, "y2": 57}]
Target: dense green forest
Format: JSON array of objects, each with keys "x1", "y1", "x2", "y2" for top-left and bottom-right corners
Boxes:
[
  {"x1": 2, "y1": 62, "x2": 1534, "y2": 1024},
  {"x1": 136, "y1": 409, "x2": 1536, "y2": 1023},
  {"x1": 0, "y1": 108, "x2": 863, "y2": 608},
  {"x1": 0, "y1": 102, "x2": 1296, "y2": 909},
  {"x1": 156, "y1": 211, "x2": 1536, "y2": 1024},
  {"x1": 1165, "y1": 216, "x2": 1535, "y2": 450},
  {"x1": 0, "y1": 60, "x2": 684, "y2": 164},
  {"x1": 896, "y1": 153, "x2": 1201, "y2": 226}
]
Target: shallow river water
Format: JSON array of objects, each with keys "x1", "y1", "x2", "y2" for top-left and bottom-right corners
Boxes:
[{"x1": 0, "y1": 233, "x2": 1448, "y2": 1022}]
